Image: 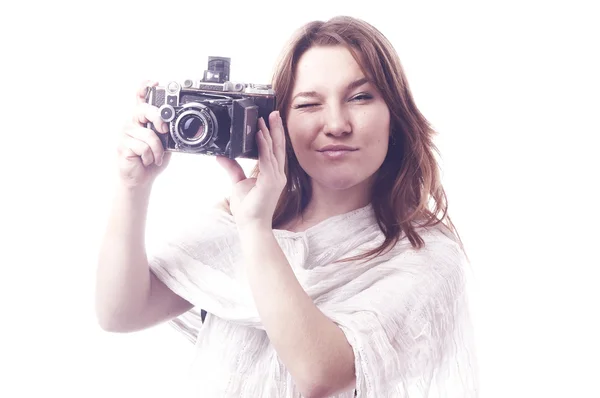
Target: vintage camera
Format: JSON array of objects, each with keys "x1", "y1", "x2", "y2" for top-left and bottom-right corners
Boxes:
[{"x1": 145, "y1": 56, "x2": 276, "y2": 159}]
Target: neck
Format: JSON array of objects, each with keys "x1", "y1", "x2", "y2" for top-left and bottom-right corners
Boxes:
[{"x1": 300, "y1": 177, "x2": 373, "y2": 226}]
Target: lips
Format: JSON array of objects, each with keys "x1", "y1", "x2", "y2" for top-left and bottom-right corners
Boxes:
[
  {"x1": 317, "y1": 145, "x2": 358, "y2": 152},
  {"x1": 317, "y1": 145, "x2": 358, "y2": 160}
]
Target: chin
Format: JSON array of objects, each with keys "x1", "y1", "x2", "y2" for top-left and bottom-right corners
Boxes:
[{"x1": 313, "y1": 172, "x2": 369, "y2": 191}]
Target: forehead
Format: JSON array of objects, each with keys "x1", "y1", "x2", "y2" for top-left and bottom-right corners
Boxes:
[{"x1": 293, "y1": 45, "x2": 366, "y2": 92}]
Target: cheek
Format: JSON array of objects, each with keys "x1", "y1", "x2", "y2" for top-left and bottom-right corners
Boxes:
[
  {"x1": 356, "y1": 108, "x2": 391, "y2": 152},
  {"x1": 363, "y1": 136, "x2": 389, "y2": 161},
  {"x1": 286, "y1": 113, "x2": 318, "y2": 149}
]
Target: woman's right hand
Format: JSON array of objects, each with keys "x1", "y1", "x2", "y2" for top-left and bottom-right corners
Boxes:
[{"x1": 117, "y1": 81, "x2": 171, "y2": 189}]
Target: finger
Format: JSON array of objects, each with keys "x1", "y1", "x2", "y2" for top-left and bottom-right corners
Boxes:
[
  {"x1": 257, "y1": 118, "x2": 275, "y2": 177},
  {"x1": 269, "y1": 111, "x2": 286, "y2": 170},
  {"x1": 134, "y1": 102, "x2": 169, "y2": 134},
  {"x1": 258, "y1": 129, "x2": 281, "y2": 185},
  {"x1": 125, "y1": 125, "x2": 165, "y2": 166},
  {"x1": 122, "y1": 136, "x2": 155, "y2": 167},
  {"x1": 258, "y1": 117, "x2": 274, "y2": 155},
  {"x1": 216, "y1": 156, "x2": 247, "y2": 184},
  {"x1": 136, "y1": 80, "x2": 159, "y2": 104},
  {"x1": 256, "y1": 129, "x2": 275, "y2": 177},
  {"x1": 160, "y1": 151, "x2": 172, "y2": 168}
]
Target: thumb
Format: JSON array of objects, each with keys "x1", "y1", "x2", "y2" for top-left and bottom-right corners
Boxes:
[
  {"x1": 158, "y1": 151, "x2": 172, "y2": 169},
  {"x1": 216, "y1": 156, "x2": 246, "y2": 184}
]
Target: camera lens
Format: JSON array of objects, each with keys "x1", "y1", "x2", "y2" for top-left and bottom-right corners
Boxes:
[
  {"x1": 172, "y1": 103, "x2": 218, "y2": 151},
  {"x1": 179, "y1": 114, "x2": 206, "y2": 141}
]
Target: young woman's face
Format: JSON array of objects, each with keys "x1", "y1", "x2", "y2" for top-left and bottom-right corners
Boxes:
[{"x1": 286, "y1": 45, "x2": 391, "y2": 191}]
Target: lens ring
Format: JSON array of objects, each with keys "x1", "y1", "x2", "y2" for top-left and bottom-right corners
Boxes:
[
  {"x1": 174, "y1": 111, "x2": 209, "y2": 144},
  {"x1": 172, "y1": 103, "x2": 218, "y2": 149},
  {"x1": 180, "y1": 113, "x2": 207, "y2": 141}
]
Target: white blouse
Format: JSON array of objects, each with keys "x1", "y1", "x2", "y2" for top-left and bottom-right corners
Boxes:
[{"x1": 148, "y1": 204, "x2": 479, "y2": 397}]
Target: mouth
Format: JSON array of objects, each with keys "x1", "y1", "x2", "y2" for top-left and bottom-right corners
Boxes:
[
  {"x1": 317, "y1": 146, "x2": 358, "y2": 159},
  {"x1": 317, "y1": 145, "x2": 359, "y2": 152}
]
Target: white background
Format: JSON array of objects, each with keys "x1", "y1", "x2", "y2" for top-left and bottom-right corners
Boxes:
[{"x1": 1, "y1": 0, "x2": 598, "y2": 397}]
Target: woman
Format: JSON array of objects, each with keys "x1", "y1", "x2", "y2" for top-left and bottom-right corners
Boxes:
[{"x1": 96, "y1": 15, "x2": 479, "y2": 398}]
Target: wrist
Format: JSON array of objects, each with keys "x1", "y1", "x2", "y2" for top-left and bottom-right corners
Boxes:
[
  {"x1": 237, "y1": 224, "x2": 274, "y2": 250},
  {"x1": 236, "y1": 219, "x2": 273, "y2": 235},
  {"x1": 114, "y1": 180, "x2": 153, "y2": 204}
]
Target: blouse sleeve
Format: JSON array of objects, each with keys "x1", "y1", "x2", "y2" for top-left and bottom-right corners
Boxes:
[
  {"x1": 319, "y1": 237, "x2": 479, "y2": 398},
  {"x1": 146, "y1": 207, "x2": 251, "y2": 339}
]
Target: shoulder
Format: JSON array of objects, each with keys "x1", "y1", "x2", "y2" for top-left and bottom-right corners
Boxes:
[
  {"x1": 382, "y1": 222, "x2": 468, "y2": 284},
  {"x1": 387, "y1": 221, "x2": 464, "y2": 259}
]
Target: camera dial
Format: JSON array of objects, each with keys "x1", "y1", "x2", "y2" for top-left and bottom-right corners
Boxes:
[
  {"x1": 159, "y1": 105, "x2": 176, "y2": 122},
  {"x1": 167, "y1": 81, "x2": 181, "y2": 93}
]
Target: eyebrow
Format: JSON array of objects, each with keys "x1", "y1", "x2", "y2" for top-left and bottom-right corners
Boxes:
[{"x1": 291, "y1": 77, "x2": 370, "y2": 101}]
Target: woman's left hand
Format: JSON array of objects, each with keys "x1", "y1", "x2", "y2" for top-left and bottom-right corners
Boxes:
[{"x1": 216, "y1": 111, "x2": 287, "y2": 230}]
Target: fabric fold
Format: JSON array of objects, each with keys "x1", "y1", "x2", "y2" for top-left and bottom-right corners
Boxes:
[{"x1": 146, "y1": 204, "x2": 479, "y2": 397}]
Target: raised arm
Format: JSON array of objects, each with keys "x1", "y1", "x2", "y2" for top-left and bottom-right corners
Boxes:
[
  {"x1": 95, "y1": 81, "x2": 192, "y2": 333},
  {"x1": 95, "y1": 183, "x2": 193, "y2": 332}
]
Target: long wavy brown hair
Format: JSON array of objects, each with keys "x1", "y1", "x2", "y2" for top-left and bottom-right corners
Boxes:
[{"x1": 224, "y1": 15, "x2": 466, "y2": 262}]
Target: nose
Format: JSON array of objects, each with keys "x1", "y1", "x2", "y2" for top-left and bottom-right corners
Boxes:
[{"x1": 322, "y1": 104, "x2": 351, "y2": 137}]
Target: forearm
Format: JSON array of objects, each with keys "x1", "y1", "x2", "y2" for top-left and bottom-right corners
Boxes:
[
  {"x1": 95, "y1": 182, "x2": 153, "y2": 328},
  {"x1": 238, "y1": 226, "x2": 356, "y2": 397}
]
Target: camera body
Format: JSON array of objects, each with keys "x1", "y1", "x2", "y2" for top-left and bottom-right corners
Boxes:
[{"x1": 145, "y1": 56, "x2": 276, "y2": 159}]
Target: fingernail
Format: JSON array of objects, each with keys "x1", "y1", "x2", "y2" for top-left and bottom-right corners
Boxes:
[{"x1": 161, "y1": 123, "x2": 169, "y2": 133}]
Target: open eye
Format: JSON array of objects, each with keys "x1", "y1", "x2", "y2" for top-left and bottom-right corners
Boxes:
[{"x1": 350, "y1": 93, "x2": 373, "y2": 102}]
